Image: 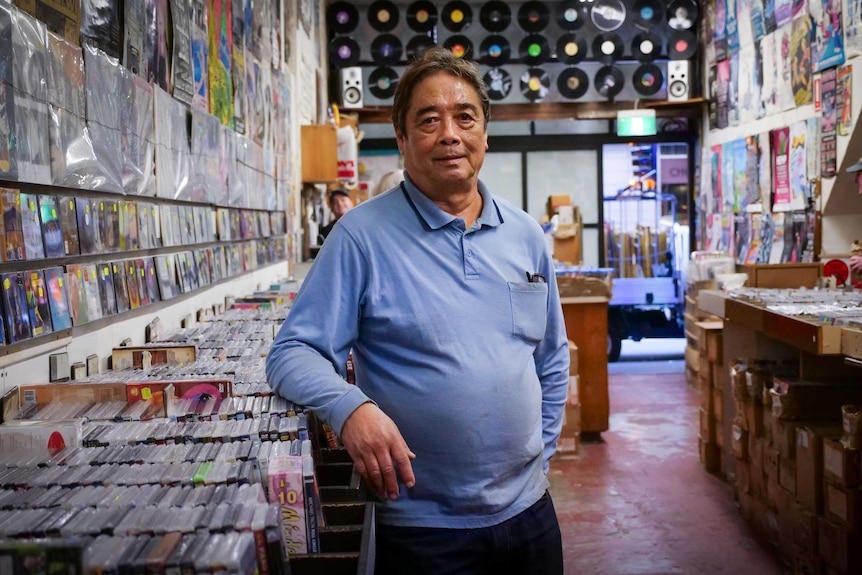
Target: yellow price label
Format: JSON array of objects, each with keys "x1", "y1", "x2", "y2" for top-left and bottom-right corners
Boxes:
[
  {"x1": 29, "y1": 200, "x2": 35, "y2": 210},
  {"x1": 85, "y1": 204, "x2": 90, "y2": 213},
  {"x1": 112, "y1": 264, "x2": 117, "y2": 272},
  {"x1": 38, "y1": 287, "x2": 43, "y2": 297},
  {"x1": 2, "y1": 279, "x2": 8, "y2": 289},
  {"x1": 100, "y1": 202, "x2": 104, "y2": 210},
  {"x1": 140, "y1": 268, "x2": 144, "y2": 277},
  {"x1": 141, "y1": 388, "x2": 152, "y2": 400},
  {"x1": 52, "y1": 208, "x2": 56, "y2": 217},
  {"x1": 58, "y1": 278, "x2": 63, "y2": 287},
  {"x1": 104, "y1": 266, "x2": 109, "y2": 275},
  {"x1": 69, "y1": 200, "x2": 74, "y2": 209},
  {"x1": 77, "y1": 269, "x2": 82, "y2": 278}
]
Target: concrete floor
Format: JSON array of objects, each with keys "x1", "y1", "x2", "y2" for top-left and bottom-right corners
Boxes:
[{"x1": 549, "y1": 366, "x2": 790, "y2": 575}]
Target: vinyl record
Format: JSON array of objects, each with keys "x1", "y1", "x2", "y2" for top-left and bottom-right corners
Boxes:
[
  {"x1": 632, "y1": 0, "x2": 664, "y2": 30},
  {"x1": 484, "y1": 68, "x2": 513, "y2": 100},
  {"x1": 595, "y1": 65, "x2": 624, "y2": 98},
  {"x1": 372, "y1": 34, "x2": 403, "y2": 65},
  {"x1": 327, "y1": 2, "x2": 360, "y2": 34},
  {"x1": 369, "y1": 67, "x2": 399, "y2": 99},
  {"x1": 591, "y1": 0, "x2": 627, "y2": 32},
  {"x1": 444, "y1": 35, "x2": 474, "y2": 59},
  {"x1": 556, "y1": 33, "x2": 587, "y2": 64},
  {"x1": 592, "y1": 33, "x2": 624, "y2": 63},
  {"x1": 406, "y1": 1, "x2": 438, "y2": 32},
  {"x1": 632, "y1": 63, "x2": 663, "y2": 96},
  {"x1": 667, "y1": 0, "x2": 697, "y2": 31},
  {"x1": 406, "y1": 35, "x2": 436, "y2": 60},
  {"x1": 557, "y1": 67, "x2": 589, "y2": 99},
  {"x1": 329, "y1": 37, "x2": 361, "y2": 67},
  {"x1": 518, "y1": 1, "x2": 550, "y2": 33},
  {"x1": 632, "y1": 32, "x2": 660, "y2": 61},
  {"x1": 480, "y1": 1, "x2": 511, "y2": 32},
  {"x1": 368, "y1": 0, "x2": 399, "y2": 32},
  {"x1": 479, "y1": 35, "x2": 511, "y2": 66},
  {"x1": 520, "y1": 67, "x2": 551, "y2": 102},
  {"x1": 668, "y1": 30, "x2": 696, "y2": 59},
  {"x1": 556, "y1": 0, "x2": 588, "y2": 31},
  {"x1": 519, "y1": 34, "x2": 551, "y2": 65},
  {"x1": 442, "y1": 1, "x2": 473, "y2": 32}
]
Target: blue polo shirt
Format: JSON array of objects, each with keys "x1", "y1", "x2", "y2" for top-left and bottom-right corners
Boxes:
[{"x1": 266, "y1": 175, "x2": 569, "y2": 528}]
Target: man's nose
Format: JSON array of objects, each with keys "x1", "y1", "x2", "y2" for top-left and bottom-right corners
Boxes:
[{"x1": 439, "y1": 117, "x2": 461, "y2": 143}]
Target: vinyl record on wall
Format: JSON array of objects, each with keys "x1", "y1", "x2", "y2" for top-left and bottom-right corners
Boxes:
[
  {"x1": 371, "y1": 34, "x2": 403, "y2": 65},
  {"x1": 369, "y1": 67, "x2": 400, "y2": 99},
  {"x1": 480, "y1": 1, "x2": 511, "y2": 32},
  {"x1": 406, "y1": 1, "x2": 438, "y2": 32},
  {"x1": 330, "y1": 37, "x2": 361, "y2": 67},
  {"x1": 444, "y1": 35, "x2": 474, "y2": 59},
  {"x1": 632, "y1": 32, "x2": 660, "y2": 61},
  {"x1": 667, "y1": 0, "x2": 698, "y2": 31},
  {"x1": 519, "y1": 34, "x2": 551, "y2": 65},
  {"x1": 591, "y1": 0, "x2": 627, "y2": 32},
  {"x1": 327, "y1": 2, "x2": 360, "y2": 34},
  {"x1": 632, "y1": 63, "x2": 663, "y2": 96},
  {"x1": 479, "y1": 35, "x2": 511, "y2": 66},
  {"x1": 556, "y1": 33, "x2": 587, "y2": 64},
  {"x1": 592, "y1": 33, "x2": 624, "y2": 63},
  {"x1": 668, "y1": 30, "x2": 696, "y2": 59},
  {"x1": 632, "y1": 0, "x2": 664, "y2": 30},
  {"x1": 442, "y1": 1, "x2": 473, "y2": 32},
  {"x1": 484, "y1": 67, "x2": 513, "y2": 100},
  {"x1": 406, "y1": 35, "x2": 436, "y2": 60},
  {"x1": 595, "y1": 65, "x2": 624, "y2": 98},
  {"x1": 368, "y1": 1, "x2": 399, "y2": 32},
  {"x1": 518, "y1": 1, "x2": 550, "y2": 33},
  {"x1": 557, "y1": 67, "x2": 589, "y2": 99},
  {"x1": 520, "y1": 67, "x2": 551, "y2": 102},
  {"x1": 556, "y1": 0, "x2": 588, "y2": 30}
]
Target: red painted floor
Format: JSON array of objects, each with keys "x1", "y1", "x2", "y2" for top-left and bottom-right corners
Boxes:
[{"x1": 549, "y1": 369, "x2": 790, "y2": 575}]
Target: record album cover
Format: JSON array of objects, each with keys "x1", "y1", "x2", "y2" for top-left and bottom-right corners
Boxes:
[
  {"x1": 208, "y1": 0, "x2": 233, "y2": 127},
  {"x1": 123, "y1": 0, "x2": 146, "y2": 77},
  {"x1": 134, "y1": 258, "x2": 149, "y2": 306},
  {"x1": 125, "y1": 259, "x2": 141, "y2": 309},
  {"x1": 230, "y1": 0, "x2": 246, "y2": 134},
  {"x1": 74, "y1": 197, "x2": 95, "y2": 254},
  {"x1": 20, "y1": 192, "x2": 44, "y2": 259},
  {"x1": 97, "y1": 262, "x2": 116, "y2": 316},
  {"x1": 65, "y1": 264, "x2": 88, "y2": 325},
  {"x1": 137, "y1": 201, "x2": 151, "y2": 249},
  {"x1": 80, "y1": 0, "x2": 121, "y2": 57},
  {"x1": 170, "y1": 0, "x2": 194, "y2": 104},
  {"x1": 38, "y1": 194, "x2": 64, "y2": 258},
  {"x1": 43, "y1": 266, "x2": 71, "y2": 330},
  {"x1": 1, "y1": 271, "x2": 31, "y2": 343},
  {"x1": 0, "y1": 1, "x2": 17, "y2": 181},
  {"x1": 83, "y1": 263, "x2": 103, "y2": 321},
  {"x1": 112, "y1": 261, "x2": 130, "y2": 313},
  {"x1": 155, "y1": 254, "x2": 176, "y2": 299},
  {"x1": 89, "y1": 198, "x2": 105, "y2": 254},
  {"x1": 23, "y1": 269, "x2": 52, "y2": 336},
  {"x1": 190, "y1": 0, "x2": 209, "y2": 112},
  {"x1": 143, "y1": 256, "x2": 160, "y2": 304},
  {"x1": 57, "y1": 195, "x2": 79, "y2": 255},
  {"x1": 1, "y1": 188, "x2": 24, "y2": 261}
]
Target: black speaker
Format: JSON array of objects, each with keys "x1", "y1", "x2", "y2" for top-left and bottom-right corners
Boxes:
[
  {"x1": 667, "y1": 60, "x2": 689, "y2": 101},
  {"x1": 340, "y1": 66, "x2": 364, "y2": 109}
]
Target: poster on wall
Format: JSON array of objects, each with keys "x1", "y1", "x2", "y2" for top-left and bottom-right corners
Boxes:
[
  {"x1": 738, "y1": 46, "x2": 755, "y2": 124},
  {"x1": 764, "y1": 0, "x2": 777, "y2": 32},
  {"x1": 733, "y1": 138, "x2": 748, "y2": 212},
  {"x1": 737, "y1": 0, "x2": 753, "y2": 48},
  {"x1": 208, "y1": 0, "x2": 234, "y2": 127},
  {"x1": 772, "y1": 127, "x2": 791, "y2": 211},
  {"x1": 846, "y1": 0, "x2": 862, "y2": 57},
  {"x1": 759, "y1": 131, "x2": 772, "y2": 207},
  {"x1": 745, "y1": 135, "x2": 763, "y2": 210},
  {"x1": 711, "y1": 144, "x2": 723, "y2": 214},
  {"x1": 838, "y1": 64, "x2": 853, "y2": 136},
  {"x1": 776, "y1": 24, "x2": 796, "y2": 110},
  {"x1": 806, "y1": 116, "x2": 819, "y2": 186},
  {"x1": 722, "y1": 141, "x2": 736, "y2": 213},
  {"x1": 812, "y1": 0, "x2": 844, "y2": 71},
  {"x1": 729, "y1": 53, "x2": 740, "y2": 126},
  {"x1": 790, "y1": 16, "x2": 813, "y2": 106},
  {"x1": 749, "y1": 0, "x2": 767, "y2": 41},
  {"x1": 789, "y1": 121, "x2": 808, "y2": 211},
  {"x1": 717, "y1": 59, "x2": 731, "y2": 128},
  {"x1": 820, "y1": 67, "x2": 837, "y2": 177},
  {"x1": 715, "y1": 0, "x2": 728, "y2": 61},
  {"x1": 727, "y1": 0, "x2": 740, "y2": 55},
  {"x1": 705, "y1": 0, "x2": 717, "y2": 65},
  {"x1": 759, "y1": 33, "x2": 778, "y2": 116},
  {"x1": 791, "y1": 0, "x2": 808, "y2": 19},
  {"x1": 775, "y1": 0, "x2": 792, "y2": 26}
]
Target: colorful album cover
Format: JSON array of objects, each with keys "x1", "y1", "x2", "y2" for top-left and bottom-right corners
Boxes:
[
  {"x1": 143, "y1": 257, "x2": 160, "y2": 303},
  {"x1": 137, "y1": 201, "x2": 151, "y2": 249},
  {"x1": 57, "y1": 196, "x2": 80, "y2": 255},
  {"x1": 65, "y1": 264, "x2": 88, "y2": 325},
  {"x1": 0, "y1": 1, "x2": 17, "y2": 181},
  {"x1": 838, "y1": 64, "x2": 853, "y2": 137},
  {"x1": 43, "y1": 266, "x2": 72, "y2": 330},
  {"x1": 20, "y1": 192, "x2": 44, "y2": 259},
  {"x1": 74, "y1": 197, "x2": 95, "y2": 254},
  {"x1": 134, "y1": 258, "x2": 150, "y2": 306},
  {"x1": 1, "y1": 188, "x2": 24, "y2": 261},
  {"x1": 97, "y1": 199, "x2": 117, "y2": 252},
  {"x1": 89, "y1": 198, "x2": 105, "y2": 254},
  {"x1": 125, "y1": 201, "x2": 139, "y2": 250},
  {"x1": 230, "y1": 0, "x2": 246, "y2": 134},
  {"x1": 82, "y1": 264, "x2": 102, "y2": 321},
  {"x1": 38, "y1": 195, "x2": 64, "y2": 258},
  {"x1": 1, "y1": 271, "x2": 31, "y2": 343},
  {"x1": 170, "y1": 0, "x2": 194, "y2": 104},
  {"x1": 23, "y1": 269, "x2": 52, "y2": 336},
  {"x1": 814, "y1": 0, "x2": 845, "y2": 72},
  {"x1": 112, "y1": 261, "x2": 131, "y2": 313},
  {"x1": 208, "y1": 0, "x2": 234, "y2": 127},
  {"x1": 125, "y1": 259, "x2": 141, "y2": 308},
  {"x1": 791, "y1": 15, "x2": 813, "y2": 106},
  {"x1": 190, "y1": 0, "x2": 209, "y2": 112},
  {"x1": 97, "y1": 263, "x2": 117, "y2": 316},
  {"x1": 155, "y1": 254, "x2": 176, "y2": 299}
]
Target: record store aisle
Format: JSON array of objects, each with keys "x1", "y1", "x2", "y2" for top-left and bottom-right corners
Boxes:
[{"x1": 549, "y1": 371, "x2": 788, "y2": 575}]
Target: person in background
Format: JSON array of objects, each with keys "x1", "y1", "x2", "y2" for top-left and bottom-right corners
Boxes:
[
  {"x1": 372, "y1": 169, "x2": 405, "y2": 197},
  {"x1": 317, "y1": 187, "x2": 354, "y2": 243},
  {"x1": 266, "y1": 46, "x2": 568, "y2": 575},
  {"x1": 845, "y1": 157, "x2": 862, "y2": 274}
]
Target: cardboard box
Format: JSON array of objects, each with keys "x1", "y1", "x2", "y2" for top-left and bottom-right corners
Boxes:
[
  {"x1": 546, "y1": 194, "x2": 572, "y2": 218},
  {"x1": 797, "y1": 425, "x2": 843, "y2": 514},
  {"x1": 732, "y1": 424, "x2": 749, "y2": 460},
  {"x1": 818, "y1": 516, "x2": 862, "y2": 573},
  {"x1": 698, "y1": 436, "x2": 721, "y2": 473},
  {"x1": 745, "y1": 399, "x2": 764, "y2": 437},
  {"x1": 780, "y1": 451, "x2": 797, "y2": 496},
  {"x1": 774, "y1": 419, "x2": 798, "y2": 460},
  {"x1": 111, "y1": 344, "x2": 197, "y2": 371},
  {"x1": 823, "y1": 437, "x2": 862, "y2": 488},
  {"x1": 792, "y1": 503, "x2": 820, "y2": 553},
  {"x1": 699, "y1": 408, "x2": 716, "y2": 443},
  {"x1": 0, "y1": 419, "x2": 82, "y2": 454},
  {"x1": 712, "y1": 387, "x2": 724, "y2": 423},
  {"x1": 744, "y1": 262, "x2": 822, "y2": 289},
  {"x1": 824, "y1": 480, "x2": 862, "y2": 530}
]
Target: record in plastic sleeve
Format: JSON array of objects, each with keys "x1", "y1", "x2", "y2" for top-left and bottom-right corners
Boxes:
[
  {"x1": 557, "y1": 67, "x2": 589, "y2": 99},
  {"x1": 406, "y1": 1, "x2": 438, "y2": 32},
  {"x1": 372, "y1": 34, "x2": 404, "y2": 65},
  {"x1": 556, "y1": 0, "x2": 588, "y2": 31},
  {"x1": 667, "y1": 0, "x2": 697, "y2": 31},
  {"x1": 484, "y1": 68, "x2": 512, "y2": 100},
  {"x1": 444, "y1": 35, "x2": 474, "y2": 60},
  {"x1": 368, "y1": 0, "x2": 399, "y2": 32},
  {"x1": 592, "y1": 33, "x2": 624, "y2": 63},
  {"x1": 442, "y1": 1, "x2": 473, "y2": 32},
  {"x1": 556, "y1": 34, "x2": 587, "y2": 64},
  {"x1": 633, "y1": 63, "x2": 663, "y2": 96},
  {"x1": 480, "y1": 1, "x2": 511, "y2": 32},
  {"x1": 519, "y1": 34, "x2": 550, "y2": 65},
  {"x1": 329, "y1": 37, "x2": 361, "y2": 67},
  {"x1": 369, "y1": 67, "x2": 399, "y2": 99},
  {"x1": 595, "y1": 65, "x2": 624, "y2": 98},
  {"x1": 632, "y1": 0, "x2": 664, "y2": 30},
  {"x1": 518, "y1": 1, "x2": 550, "y2": 33},
  {"x1": 327, "y1": 2, "x2": 360, "y2": 35},
  {"x1": 668, "y1": 30, "x2": 696, "y2": 59},
  {"x1": 632, "y1": 32, "x2": 660, "y2": 61},
  {"x1": 591, "y1": 0, "x2": 627, "y2": 32},
  {"x1": 479, "y1": 35, "x2": 511, "y2": 66},
  {"x1": 406, "y1": 35, "x2": 435, "y2": 60},
  {"x1": 520, "y1": 67, "x2": 550, "y2": 102}
]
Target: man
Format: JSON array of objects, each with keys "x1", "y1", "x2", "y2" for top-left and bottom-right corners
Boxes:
[
  {"x1": 846, "y1": 157, "x2": 862, "y2": 275},
  {"x1": 266, "y1": 47, "x2": 569, "y2": 575},
  {"x1": 318, "y1": 187, "x2": 354, "y2": 243}
]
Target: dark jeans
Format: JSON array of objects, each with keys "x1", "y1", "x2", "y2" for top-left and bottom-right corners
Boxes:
[{"x1": 375, "y1": 491, "x2": 563, "y2": 575}]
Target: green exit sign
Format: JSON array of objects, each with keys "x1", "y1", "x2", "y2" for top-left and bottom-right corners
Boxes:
[{"x1": 617, "y1": 110, "x2": 657, "y2": 137}]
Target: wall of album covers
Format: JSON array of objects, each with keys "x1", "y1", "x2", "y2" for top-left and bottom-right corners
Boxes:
[{"x1": 698, "y1": 0, "x2": 862, "y2": 261}]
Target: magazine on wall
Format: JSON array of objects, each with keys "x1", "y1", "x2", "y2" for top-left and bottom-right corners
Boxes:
[
  {"x1": 74, "y1": 197, "x2": 95, "y2": 254},
  {"x1": 190, "y1": 0, "x2": 209, "y2": 112},
  {"x1": 23, "y1": 269, "x2": 52, "y2": 336},
  {"x1": 146, "y1": 0, "x2": 171, "y2": 91},
  {"x1": 80, "y1": 0, "x2": 121, "y2": 57},
  {"x1": 170, "y1": 0, "x2": 195, "y2": 105},
  {"x1": 230, "y1": 0, "x2": 247, "y2": 134},
  {"x1": 112, "y1": 261, "x2": 130, "y2": 313},
  {"x1": 124, "y1": 0, "x2": 146, "y2": 78},
  {"x1": 0, "y1": 1, "x2": 17, "y2": 181},
  {"x1": 43, "y1": 266, "x2": 71, "y2": 330},
  {"x1": 57, "y1": 195, "x2": 79, "y2": 255},
  {"x1": 97, "y1": 262, "x2": 117, "y2": 316},
  {"x1": 38, "y1": 194, "x2": 64, "y2": 258},
  {"x1": 207, "y1": 0, "x2": 233, "y2": 127},
  {"x1": 82, "y1": 264, "x2": 103, "y2": 321},
  {"x1": 2, "y1": 271, "x2": 31, "y2": 343},
  {"x1": 1, "y1": 188, "x2": 24, "y2": 261},
  {"x1": 12, "y1": 8, "x2": 50, "y2": 185}
]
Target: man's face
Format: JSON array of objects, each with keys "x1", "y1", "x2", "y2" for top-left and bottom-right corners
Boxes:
[
  {"x1": 331, "y1": 193, "x2": 353, "y2": 218},
  {"x1": 395, "y1": 71, "x2": 488, "y2": 198}
]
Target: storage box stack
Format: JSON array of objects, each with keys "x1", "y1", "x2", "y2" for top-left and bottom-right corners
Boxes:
[
  {"x1": 546, "y1": 195, "x2": 582, "y2": 266},
  {"x1": 557, "y1": 341, "x2": 580, "y2": 455},
  {"x1": 683, "y1": 279, "x2": 720, "y2": 388},
  {"x1": 695, "y1": 321, "x2": 723, "y2": 473}
]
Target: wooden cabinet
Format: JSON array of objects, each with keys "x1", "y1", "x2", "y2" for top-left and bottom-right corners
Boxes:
[{"x1": 301, "y1": 125, "x2": 338, "y2": 183}]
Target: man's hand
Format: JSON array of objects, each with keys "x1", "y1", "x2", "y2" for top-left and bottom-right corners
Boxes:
[
  {"x1": 340, "y1": 402, "x2": 416, "y2": 500},
  {"x1": 851, "y1": 255, "x2": 862, "y2": 274}
]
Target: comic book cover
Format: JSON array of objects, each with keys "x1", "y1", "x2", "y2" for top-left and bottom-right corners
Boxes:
[
  {"x1": 171, "y1": 205, "x2": 184, "y2": 245},
  {"x1": 125, "y1": 259, "x2": 141, "y2": 308},
  {"x1": 155, "y1": 254, "x2": 176, "y2": 299},
  {"x1": 65, "y1": 263, "x2": 88, "y2": 325},
  {"x1": 190, "y1": 0, "x2": 209, "y2": 112},
  {"x1": 82, "y1": 264, "x2": 102, "y2": 321},
  {"x1": 57, "y1": 195, "x2": 79, "y2": 256},
  {"x1": 813, "y1": 0, "x2": 845, "y2": 72},
  {"x1": 74, "y1": 197, "x2": 94, "y2": 254},
  {"x1": 231, "y1": 0, "x2": 246, "y2": 133},
  {"x1": 38, "y1": 195, "x2": 64, "y2": 258},
  {"x1": 0, "y1": 1, "x2": 17, "y2": 181},
  {"x1": 23, "y1": 269, "x2": 52, "y2": 336},
  {"x1": 208, "y1": 0, "x2": 233, "y2": 127},
  {"x1": 112, "y1": 261, "x2": 130, "y2": 313},
  {"x1": 148, "y1": 204, "x2": 161, "y2": 248},
  {"x1": 838, "y1": 64, "x2": 853, "y2": 137},
  {"x1": 124, "y1": 0, "x2": 146, "y2": 77},
  {"x1": 1, "y1": 188, "x2": 23, "y2": 261},
  {"x1": 20, "y1": 192, "x2": 44, "y2": 259},
  {"x1": 96, "y1": 262, "x2": 116, "y2": 316},
  {"x1": 212, "y1": 245, "x2": 225, "y2": 281},
  {"x1": 131, "y1": 258, "x2": 148, "y2": 306},
  {"x1": 89, "y1": 198, "x2": 105, "y2": 254},
  {"x1": 144, "y1": 257, "x2": 160, "y2": 303},
  {"x1": 821, "y1": 67, "x2": 838, "y2": 178},
  {"x1": 170, "y1": 0, "x2": 194, "y2": 104},
  {"x1": 791, "y1": 15, "x2": 813, "y2": 106},
  {"x1": 2, "y1": 271, "x2": 31, "y2": 342},
  {"x1": 43, "y1": 266, "x2": 71, "y2": 330}
]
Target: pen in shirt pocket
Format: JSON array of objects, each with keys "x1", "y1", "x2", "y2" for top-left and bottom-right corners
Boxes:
[{"x1": 526, "y1": 272, "x2": 546, "y2": 283}]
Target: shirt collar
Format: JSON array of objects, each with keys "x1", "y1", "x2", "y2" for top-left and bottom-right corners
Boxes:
[{"x1": 401, "y1": 173, "x2": 505, "y2": 231}]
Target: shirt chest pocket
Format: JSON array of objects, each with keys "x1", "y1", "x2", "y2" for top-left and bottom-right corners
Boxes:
[{"x1": 507, "y1": 282, "x2": 549, "y2": 345}]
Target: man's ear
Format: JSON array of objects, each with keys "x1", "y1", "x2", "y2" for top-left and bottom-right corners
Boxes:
[{"x1": 395, "y1": 128, "x2": 406, "y2": 155}]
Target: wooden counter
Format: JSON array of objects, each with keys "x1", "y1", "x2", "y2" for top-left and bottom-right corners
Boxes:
[{"x1": 560, "y1": 296, "x2": 609, "y2": 435}]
